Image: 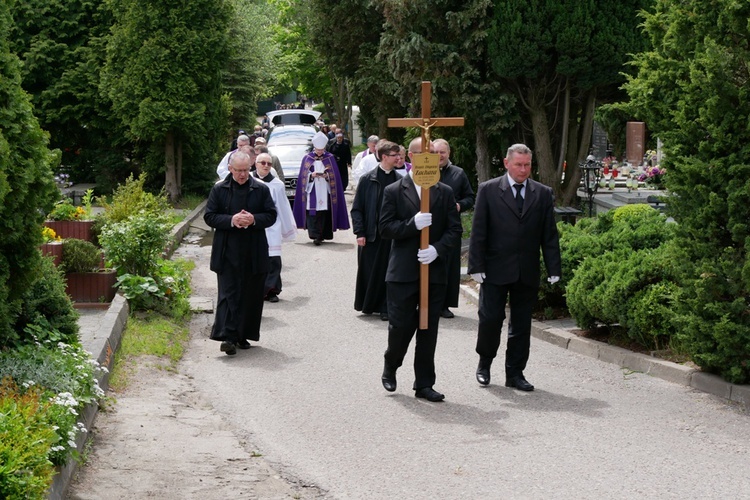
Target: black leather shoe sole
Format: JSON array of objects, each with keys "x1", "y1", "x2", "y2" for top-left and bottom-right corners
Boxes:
[
  {"x1": 505, "y1": 377, "x2": 534, "y2": 391},
  {"x1": 415, "y1": 387, "x2": 445, "y2": 402}
]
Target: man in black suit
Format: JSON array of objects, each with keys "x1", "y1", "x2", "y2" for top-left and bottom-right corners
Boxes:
[
  {"x1": 468, "y1": 144, "x2": 561, "y2": 391},
  {"x1": 379, "y1": 138, "x2": 463, "y2": 402}
]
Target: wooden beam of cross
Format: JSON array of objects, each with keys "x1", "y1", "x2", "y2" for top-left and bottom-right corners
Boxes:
[{"x1": 388, "y1": 81, "x2": 464, "y2": 329}]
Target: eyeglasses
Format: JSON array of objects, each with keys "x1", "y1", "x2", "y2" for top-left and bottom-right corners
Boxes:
[
  {"x1": 384, "y1": 153, "x2": 401, "y2": 157},
  {"x1": 256, "y1": 161, "x2": 272, "y2": 166},
  {"x1": 232, "y1": 168, "x2": 250, "y2": 174}
]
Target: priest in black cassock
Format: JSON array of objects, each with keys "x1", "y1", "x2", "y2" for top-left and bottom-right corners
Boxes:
[
  {"x1": 204, "y1": 151, "x2": 277, "y2": 356},
  {"x1": 351, "y1": 140, "x2": 401, "y2": 321},
  {"x1": 433, "y1": 138, "x2": 475, "y2": 318}
]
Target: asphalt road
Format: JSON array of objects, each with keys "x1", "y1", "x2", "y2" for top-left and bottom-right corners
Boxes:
[{"x1": 176, "y1": 211, "x2": 749, "y2": 500}]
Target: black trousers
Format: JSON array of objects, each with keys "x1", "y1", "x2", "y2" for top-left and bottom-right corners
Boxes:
[
  {"x1": 265, "y1": 256, "x2": 282, "y2": 296},
  {"x1": 385, "y1": 281, "x2": 446, "y2": 390},
  {"x1": 475, "y1": 281, "x2": 538, "y2": 378}
]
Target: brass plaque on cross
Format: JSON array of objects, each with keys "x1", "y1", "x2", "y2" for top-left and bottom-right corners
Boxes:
[{"x1": 411, "y1": 153, "x2": 440, "y2": 188}]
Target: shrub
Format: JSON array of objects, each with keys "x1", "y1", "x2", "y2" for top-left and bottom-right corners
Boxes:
[
  {"x1": 61, "y1": 238, "x2": 101, "y2": 274},
  {"x1": 0, "y1": 341, "x2": 106, "y2": 467},
  {"x1": 97, "y1": 173, "x2": 171, "y2": 226},
  {"x1": 47, "y1": 199, "x2": 87, "y2": 221},
  {"x1": 566, "y1": 243, "x2": 682, "y2": 351},
  {"x1": 0, "y1": 378, "x2": 56, "y2": 500},
  {"x1": 99, "y1": 214, "x2": 170, "y2": 277},
  {"x1": 13, "y1": 254, "x2": 79, "y2": 347},
  {"x1": 115, "y1": 258, "x2": 192, "y2": 318}
]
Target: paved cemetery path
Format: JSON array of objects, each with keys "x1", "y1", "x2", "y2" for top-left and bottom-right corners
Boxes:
[{"x1": 70, "y1": 202, "x2": 749, "y2": 499}]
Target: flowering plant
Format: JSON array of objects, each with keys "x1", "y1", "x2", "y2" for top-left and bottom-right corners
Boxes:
[
  {"x1": 41, "y1": 226, "x2": 61, "y2": 243},
  {"x1": 638, "y1": 165, "x2": 666, "y2": 187},
  {"x1": 0, "y1": 340, "x2": 107, "y2": 467},
  {"x1": 54, "y1": 171, "x2": 72, "y2": 189},
  {"x1": 47, "y1": 198, "x2": 88, "y2": 221}
]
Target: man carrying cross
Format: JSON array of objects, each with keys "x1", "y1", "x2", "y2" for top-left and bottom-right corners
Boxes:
[{"x1": 378, "y1": 136, "x2": 462, "y2": 402}]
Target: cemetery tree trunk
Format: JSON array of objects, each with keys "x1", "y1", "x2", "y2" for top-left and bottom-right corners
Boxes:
[
  {"x1": 164, "y1": 131, "x2": 179, "y2": 202},
  {"x1": 474, "y1": 123, "x2": 492, "y2": 184}
]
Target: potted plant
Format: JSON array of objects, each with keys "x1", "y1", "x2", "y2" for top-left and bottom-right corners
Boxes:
[
  {"x1": 60, "y1": 238, "x2": 116, "y2": 306},
  {"x1": 44, "y1": 189, "x2": 96, "y2": 241},
  {"x1": 40, "y1": 226, "x2": 64, "y2": 267}
]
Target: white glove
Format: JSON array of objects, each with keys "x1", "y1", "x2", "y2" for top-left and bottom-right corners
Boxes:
[
  {"x1": 417, "y1": 245, "x2": 438, "y2": 264},
  {"x1": 413, "y1": 212, "x2": 432, "y2": 230},
  {"x1": 471, "y1": 273, "x2": 486, "y2": 284},
  {"x1": 547, "y1": 276, "x2": 560, "y2": 284}
]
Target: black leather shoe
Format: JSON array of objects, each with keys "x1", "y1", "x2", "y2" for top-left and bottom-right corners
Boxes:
[
  {"x1": 476, "y1": 358, "x2": 492, "y2": 386},
  {"x1": 415, "y1": 387, "x2": 445, "y2": 402},
  {"x1": 313, "y1": 238, "x2": 322, "y2": 246},
  {"x1": 380, "y1": 312, "x2": 389, "y2": 321},
  {"x1": 266, "y1": 294, "x2": 279, "y2": 303},
  {"x1": 382, "y1": 363, "x2": 397, "y2": 392},
  {"x1": 236, "y1": 339, "x2": 251, "y2": 349},
  {"x1": 220, "y1": 341, "x2": 237, "y2": 356},
  {"x1": 505, "y1": 375, "x2": 534, "y2": 391},
  {"x1": 440, "y1": 308, "x2": 455, "y2": 318}
]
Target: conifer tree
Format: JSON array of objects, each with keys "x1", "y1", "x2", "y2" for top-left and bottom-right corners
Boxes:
[{"x1": 0, "y1": 1, "x2": 59, "y2": 346}]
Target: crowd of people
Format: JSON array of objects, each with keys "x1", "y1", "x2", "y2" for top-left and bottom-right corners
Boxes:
[{"x1": 205, "y1": 122, "x2": 561, "y2": 402}]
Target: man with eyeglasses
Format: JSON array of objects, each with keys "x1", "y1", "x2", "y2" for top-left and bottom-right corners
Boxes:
[
  {"x1": 204, "y1": 151, "x2": 277, "y2": 356},
  {"x1": 254, "y1": 140, "x2": 284, "y2": 182},
  {"x1": 253, "y1": 153, "x2": 296, "y2": 303},
  {"x1": 351, "y1": 140, "x2": 401, "y2": 321}
]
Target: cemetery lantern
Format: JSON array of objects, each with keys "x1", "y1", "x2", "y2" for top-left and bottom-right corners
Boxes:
[{"x1": 579, "y1": 154, "x2": 602, "y2": 217}]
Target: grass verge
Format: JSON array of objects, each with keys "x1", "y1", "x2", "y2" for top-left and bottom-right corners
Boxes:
[{"x1": 107, "y1": 311, "x2": 191, "y2": 391}]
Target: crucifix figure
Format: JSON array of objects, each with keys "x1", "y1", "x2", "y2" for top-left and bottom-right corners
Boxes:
[{"x1": 388, "y1": 81, "x2": 464, "y2": 329}]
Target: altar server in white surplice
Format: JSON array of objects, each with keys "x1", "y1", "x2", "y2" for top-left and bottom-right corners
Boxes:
[{"x1": 253, "y1": 152, "x2": 296, "y2": 302}]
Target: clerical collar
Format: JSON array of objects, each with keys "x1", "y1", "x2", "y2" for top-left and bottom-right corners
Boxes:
[
  {"x1": 253, "y1": 172, "x2": 273, "y2": 183},
  {"x1": 378, "y1": 165, "x2": 394, "y2": 174}
]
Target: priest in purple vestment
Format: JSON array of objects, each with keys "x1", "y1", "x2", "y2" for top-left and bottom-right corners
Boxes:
[{"x1": 292, "y1": 132, "x2": 350, "y2": 245}]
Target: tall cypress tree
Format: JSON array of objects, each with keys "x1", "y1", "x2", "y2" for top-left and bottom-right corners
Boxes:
[
  {"x1": 101, "y1": 0, "x2": 232, "y2": 201},
  {"x1": 625, "y1": 0, "x2": 750, "y2": 383},
  {"x1": 0, "y1": 1, "x2": 59, "y2": 346}
]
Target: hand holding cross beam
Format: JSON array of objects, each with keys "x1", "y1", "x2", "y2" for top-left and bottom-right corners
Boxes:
[{"x1": 388, "y1": 81, "x2": 464, "y2": 329}]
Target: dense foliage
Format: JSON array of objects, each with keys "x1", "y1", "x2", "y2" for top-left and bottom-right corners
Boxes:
[
  {"x1": 623, "y1": 0, "x2": 750, "y2": 383},
  {"x1": 488, "y1": 0, "x2": 650, "y2": 204},
  {"x1": 13, "y1": 256, "x2": 80, "y2": 347},
  {"x1": 101, "y1": 0, "x2": 232, "y2": 201},
  {"x1": 0, "y1": 1, "x2": 60, "y2": 347}
]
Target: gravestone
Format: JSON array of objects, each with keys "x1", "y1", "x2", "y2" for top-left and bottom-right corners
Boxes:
[
  {"x1": 591, "y1": 122, "x2": 609, "y2": 160},
  {"x1": 626, "y1": 122, "x2": 646, "y2": 165}
]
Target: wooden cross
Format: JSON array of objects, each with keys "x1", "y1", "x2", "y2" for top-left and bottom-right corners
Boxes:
[{"x1": 388, "y1": 81, "x2": 464, "y2": 329}]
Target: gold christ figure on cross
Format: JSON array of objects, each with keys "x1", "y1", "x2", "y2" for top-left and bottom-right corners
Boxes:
[{"x1": 388, "y1": 81, "x2": 464, "y2": 329}]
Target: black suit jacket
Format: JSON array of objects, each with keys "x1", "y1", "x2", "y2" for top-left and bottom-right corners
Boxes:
[
  {"x1": 468, "y1": 175, "x2": 561, "y2": 287},
  {"x1": 439, "y1": 163, "x2": 475, "y2": 212},
  {"x1": 379, "y1": 175, "x2": 462, "y2": 284}
]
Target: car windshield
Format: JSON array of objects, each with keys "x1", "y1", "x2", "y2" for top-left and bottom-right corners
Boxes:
[
  {"x1": 266, "y1": 127, "x2": 315, "y2": 144},
  {"x1": 269, "y1": 144, "x2": 312, "y2": 163}
]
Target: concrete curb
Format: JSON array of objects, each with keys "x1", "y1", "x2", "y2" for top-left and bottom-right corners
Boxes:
[
  {"x1": 50, "y1": 202, "x2": 207, "y2": 499},
  {"x1": 49, "y1": 294, "x2": 129, "y2": 500},
  {"x1": 459, "y1": 283, "x2": 747, "y2": 409}
]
